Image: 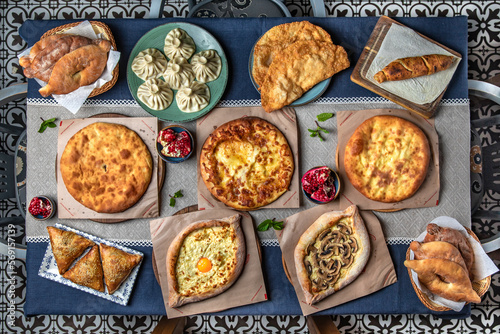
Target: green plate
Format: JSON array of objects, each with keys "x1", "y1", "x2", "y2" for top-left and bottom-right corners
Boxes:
[{"x1": 127, "y1": 22, "x2": 228, "y2": 122}]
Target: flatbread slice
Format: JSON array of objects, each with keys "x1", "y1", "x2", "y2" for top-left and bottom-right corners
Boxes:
[
  {"x1": 62, "y1": 245, "x2": 105, "y2": 292},
  {"x1": 166, "y1": 214, "x2": 246, "y2": 308},
  {"x1": 100, "y1": 243, "x2": 143, "y2": 294},
  {"x1": 47, "y1": 226, "x2": 95, "y2": 274},
  {"x1": 294, "y1": 205, "x2": 370, "y2": 305}
]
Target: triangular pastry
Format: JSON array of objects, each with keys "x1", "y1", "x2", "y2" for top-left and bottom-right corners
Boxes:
[
  {"x1": 100, "y1": 243, "x2": 142, "y2": 294},
  {"x1": 62, "y1": 245, "x2": 105, "y2": 292},
  {"x1": 47, "y1": 226, "x2": 95, "y2": 274}
]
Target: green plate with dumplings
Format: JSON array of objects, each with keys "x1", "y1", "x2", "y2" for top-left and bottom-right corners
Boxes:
[{"x1": 127, "y1": 22, "x2": 228, "y2": 122}]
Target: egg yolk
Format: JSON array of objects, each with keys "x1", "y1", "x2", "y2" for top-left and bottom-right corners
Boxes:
[{"x1": 197, "y1": 257, "x2": 212, "y2": 273}]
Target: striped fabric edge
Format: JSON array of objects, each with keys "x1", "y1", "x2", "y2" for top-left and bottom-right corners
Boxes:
[{"x1": 27, "y1": 236, "x2": 153, "y2": 248}]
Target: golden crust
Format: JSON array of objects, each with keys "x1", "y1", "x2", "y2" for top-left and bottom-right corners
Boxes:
[
  {"x1": 166, "y1": 214, "x2": 246, "y2": 308},
  {"x1": 47, "y1": 226, "x2": 95, "y2": 275},
  {"x1": 294, "y1": 205, "x2": 370, "y2": 305},
  {"x1": 63, "y1": 245, "x2": 105, "y2": 292},
  {"x1": 252, "y1": 21, "x2": 332, "y2": 88},
  {"x1": 344, "y1": 115, "x2": 430, "y2": 203},
  {"x1": 260, "y1": 40, "x2": 349, "y2": 113},
  {"x1": 60, "y1": 122, "x2": 153, "y2": 213},
  {"x1": 100, "y1": 243, "x2": 143, "y2": 294},
  {"x1": 199, "y1": 117, "x2": 294, "y2": 210}
]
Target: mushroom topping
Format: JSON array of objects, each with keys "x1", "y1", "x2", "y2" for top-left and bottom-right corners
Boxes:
[
  {"x1": 319, "y1": 247, "x2": 333, "y2": 258},
  {"x1": 312, "y1": 277, "x2": 328, "y2": 291},
  {"x1": 342, "y1": 242, "x2": 352, "y2": 260},
  {"x1": 326, "y1": 258, "x2": 341, "y2": 276},
  {"x1": 304, "y1": 259, "x2": 313, "y2": 275},
  {"x1": 325, "y1": 273, "x2": 339, "y2": 285},
  {"x1": 338, "y1": 222, "x2": 352, "y2": 235},
  {"x1": 317, "y1": 228, "x2": 331, "y2": 241},
  {"x1": 330, "y1": 230, "x2": 342, "y2": 243},
  {"x1": 342, "y1": 254, "x2": 354, "y2": 268},
  {"x1": 349, "y1": 236, "x2": 358, "y2": 253},
  {"x1": 307, "y1": 242, "x2": 316, "y2": 256}
]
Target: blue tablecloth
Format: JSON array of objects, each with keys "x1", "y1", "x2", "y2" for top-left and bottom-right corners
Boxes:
[{"x1": 21, "y1": 16, "x2": 470, "y2": 318}]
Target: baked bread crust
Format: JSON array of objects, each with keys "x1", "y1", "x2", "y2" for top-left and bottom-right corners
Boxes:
[
  {"x1": 294, "y1": 205, "x2": 370, "y2": 305},
  {"x1": 166, "y1": 214, "x2": 246, "y2": 308},
  {"x1": 344, "y1": 115, "x2": 430, "y2": 203},
  {"x1": 200, "y1": 117, "x2": 294, "y2": 210},
  {"x1": 63, "y1": 245, "x2": 105, "y2": 292},
  {"x1": 60, "y1": 122, "x2": 153, "y2": 213},
  {"x1": 100, "y1": 243, "x2": 143, "y2": 294},
  {"x1": 252, "y1": 21, "x2": 332, "y2": 88},
  {"x1": 47, "y1": 226, "x2": 95, "y2": 274}
]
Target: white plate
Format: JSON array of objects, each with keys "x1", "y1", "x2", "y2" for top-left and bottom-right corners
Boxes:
[{"x1": 38, "y1": 223, "x2": 143, "y2": 306}]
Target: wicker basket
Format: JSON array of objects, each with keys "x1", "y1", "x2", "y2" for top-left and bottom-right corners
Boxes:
[
  {"x1": 40, "y1": 21, "x2": 119, "y2": 98},
  {"x1": 406, "y1": 227, "x2": 491, "y2": 311}
]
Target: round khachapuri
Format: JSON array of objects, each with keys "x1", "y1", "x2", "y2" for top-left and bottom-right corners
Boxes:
[{"x1": 60, "y1": 122, "x2": 153, "y2": 213}]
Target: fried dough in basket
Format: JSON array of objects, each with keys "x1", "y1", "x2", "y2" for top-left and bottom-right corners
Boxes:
[
  {"x1": 252, "y1": 21, "x2": 332, "y2": 88},
  {"x1": 38, "y1": 40, "x2": 111, "y2": 97},
  {"x1": 260, "y1": 40, "x2": 349, "y2": 113}
]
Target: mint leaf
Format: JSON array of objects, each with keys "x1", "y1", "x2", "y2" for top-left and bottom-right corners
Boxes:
[
  {"x1": 317, "y1": 113, "x2": 334, "y2": 122},
  {"x1": 272, "y1": 221, "x2": 284, "y2": 230},
  {"x1": 169, "y1": 197, "x2": 176, "y2": 207},
  {"x1": 257, "y1": 218, "x2": 284, "y2": 231},
  {"x1": 174, "y1": 190, "x2": 183, "y2": 198},
  {"x1": 169, "y1": 190, "x2": 183, "y2": 207},
  {"x1": 38, "y1": 117, "x2": 57, "y2": 133},
  {"x1": 38, "y1": 125, "x2": 47, "y2": 133}
]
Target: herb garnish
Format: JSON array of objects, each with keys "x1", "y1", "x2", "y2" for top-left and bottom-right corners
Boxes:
[
  {"x1": 317, "y1": 112, "x2": 334, "y2": 122},
  {"x1": 308, "y1": 121, "x2": 329, "y2": 141},
  {"x1": 257, "y1": 218, "x2": 284, "y2": 231},
  {"x1": 169, "y1": 190, "x2": 183, "y2": 207},
  {"x1": 38, "y1": 117, "x2": 57, "y2": 133}
]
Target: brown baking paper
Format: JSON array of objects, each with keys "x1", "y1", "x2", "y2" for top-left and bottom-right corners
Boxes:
[
  {"x1": 150, "y1": 208, "x2": 267, "y2": 318},
  {"x1": 56, "y1": 117, "x2": 159, "y2": 219},
  {"x1": 276, "y1": 202, "x2": 397, "y2": 316},
  {"x1": 196, "y1": 106, "x2": 300, "y2": 210},
  {"x1": 337, "y1": 109, "x2": 440, "y2": 211}
]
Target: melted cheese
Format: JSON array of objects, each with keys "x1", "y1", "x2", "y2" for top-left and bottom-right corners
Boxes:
[{"x1": 175, "y1": 225, "x2": 237, "y2": 296}]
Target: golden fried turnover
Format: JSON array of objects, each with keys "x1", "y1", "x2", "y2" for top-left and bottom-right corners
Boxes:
[
  {"x1": 47, "y1": 226, "x2": 95, "y2": 275},
  {"x1": 100, "y1": 243, "x2": 142, "y2": 294},
  {"x1": 260, "y1": 40, "x2": 349, "y2": 113},
  {"x1": 404, "y1": 258, "x2": 481, "y2": 303},
  {"x1": 63, "y1": 245, "x2": 105, "y2": 292},
  {"x1": 252, "y1": 21, "x2": 332, "y2": 88},
  {"x1": 410, "y1": 241, "x2": 468, "y2": 274},
  {"x1": 38, "y1": 40, "x2": 111, "y2": 97}
]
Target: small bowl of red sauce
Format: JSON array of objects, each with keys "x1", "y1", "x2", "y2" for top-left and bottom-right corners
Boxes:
[
  {"x1": 301, "y1": 166, "x2": 341, "y2": 204},
  {"x1": 156, "y1": 125, "x2": 194, "y2": 163},
  {"x1": 28, "y1": 195, "x2": 55, "y2": 220}
]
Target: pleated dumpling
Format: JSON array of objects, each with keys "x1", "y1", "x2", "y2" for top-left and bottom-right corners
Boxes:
[
  {"x1": 163, "y1": 56, "x2": 195, "y2": 90},
  {"x1": 191, "y1": 50, "x2": 222, "y2": 83},
  {"x1": 176, "y1": 81, "x2": 210, "y2": 113},
  {"x1": 164, "y1": 28, "x2": 196, "y2": 60},
  {"x1": 131, "y1": 48, "x2": 168, "y2": 80},
  {"x1": 137, "y1": 78, "x2": 173, "y2": 110}
]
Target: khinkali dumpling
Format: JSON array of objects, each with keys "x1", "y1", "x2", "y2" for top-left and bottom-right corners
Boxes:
[
  {"x1": 131, "y1": 48, "x2": 168, "y2": 80},
  {"x1": 137, "y1": 78, "x2": 173, "y2": 110},
  {"x1": 164, "y1": 28, "x2": 196, "y2": 60},
  {"x1": 163, "y1": 56, "x2": 195, "y2": 90},
  {"x1": 176, "y1": 81, "x2": 210, "y2": 113},
  {"x1": 191, "y1": 50, "x2": 222, "y2": 83}
]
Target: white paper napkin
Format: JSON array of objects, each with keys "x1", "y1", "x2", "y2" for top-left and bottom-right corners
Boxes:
[
  {"x1": 18, "y1": 20, "x2": 120, "y2": 114},
  {"x1": 409, "y1": 216, "x2": 499, "y2": 311}
]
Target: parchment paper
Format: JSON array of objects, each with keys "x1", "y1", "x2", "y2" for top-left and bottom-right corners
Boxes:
[
  {"x1": 149, "y1": 209, "x2": 267, "y2": 318},
  {"x1": 337, "y1": 109, "x2": 440, "y2": 211},
  {"x1": 365, "y1": 23, "x2": 461, "y2": 105},
  {"x1": 408, "y1": 216, "x2": 499, "y2": 312},
  {"x1": 56, "y1": 117, "x2": 159, "y2": 219},
  {"x1": 196, "y1": 106, "x2": 300, "y2": 210},
  {"x1": 276, "y1": 203, "x2": 397, "y2": 316}
]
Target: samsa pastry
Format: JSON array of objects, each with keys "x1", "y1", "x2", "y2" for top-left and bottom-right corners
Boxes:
[
  {"x1": 163, "y1": 56, "x2": 195, "y2": 90},
  {"x1": 100, "y1": 243, "x2": 143, "y2": 294},
  {"x1": 137, "y1": 78, "x2": 173, "y2": 110},
  {"x1": 131, "y1": 48, "x2": 168, "y2": 80},
  {"x1": 47, "y1": 226, "x2": 95, "y2": 275},
  {"x1": 164, "y1": 28, "x2": 196, "y2": 60},
  {"x1": 63, "y1": 245, "x2": 105, "y2": 292},
  {"x1": 176, "y1": 81, "x2": 210, "y2": 113},
  {"x1": 190, "y1": 50, "x2": 222, "y2": 83}
]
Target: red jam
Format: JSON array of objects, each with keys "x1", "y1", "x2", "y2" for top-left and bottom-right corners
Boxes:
[
  {"x1": 158, "y1": 129, "x2": 191, "y2": 158},
  {"x1": 29, "y1": 197, "x2": 53, "y2": 218}
]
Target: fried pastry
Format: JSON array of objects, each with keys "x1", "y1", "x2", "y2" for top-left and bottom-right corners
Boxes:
[
  {"x1": 63, "y1": 245, "x2": 105, "y2": 292},
  {"x1": 260, "y1": 40, "x2": 349, "y2": 113},
  {"x1": 424, "y1": 224, "x2": 474, "y2": 273},
  {"x1": 252, "y1": 21, "x2": 332, "y2": 88},
  {"x1": 410, "y1": 241, "x2": 468, "y2": 274},
  {"x1": 100, "y1": 243, "x2": 142, "y2": 294},
  {"x1": 374, "y1": 54, "x2": 455, "y2": 83},
  {"x1": 38, "y1": 40, "x2": 111, "y2": 97},
  {"x1": 47, "y1": 226, "x2": 95, "y2": 275},
  {"x1": 404, "y1": 258, "x2": 481, "y2": 303}
]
